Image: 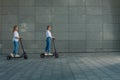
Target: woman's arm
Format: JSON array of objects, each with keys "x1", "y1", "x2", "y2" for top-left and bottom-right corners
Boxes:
[{"x1": 15, "y1": 37, "x2": 20, "y2": 39}]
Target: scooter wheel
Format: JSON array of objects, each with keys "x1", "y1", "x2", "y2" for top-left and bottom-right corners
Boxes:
[
  {"x1": 24, "y1": 55, "x2": 28, "y2": 59},
  {"x1": 7, "y1": 56, "x2": 11, "y2": 60},
  {"x1": 40, "y1": 53, "x2": 45, "y2": 58},
  {"x1": 55, "y1": 53, "x2": 59, "y2": 58}
]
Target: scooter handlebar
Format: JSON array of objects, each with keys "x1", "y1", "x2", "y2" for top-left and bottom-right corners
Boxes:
[{"x1": 19, "y1": 37, "x2": 22, "y2": 41}]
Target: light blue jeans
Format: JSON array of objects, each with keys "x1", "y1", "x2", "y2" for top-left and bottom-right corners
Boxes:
[
  {"x1": 13, "y1": 41, "x2": 19, "y2": 55},
  {"x1": 45, "y1": 37, "x2": 51, "y2": 53}
]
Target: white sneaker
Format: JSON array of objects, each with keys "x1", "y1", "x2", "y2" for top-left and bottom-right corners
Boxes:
[
  {"x1": 48, "y1": 53, "x2": 53, "y2": 56},
  {"x1": 10, "y1": 53, "x2": 14, "y2": 57},
  {"x1": 45, "y1": 52, "x2": 48, "y2": 56},
  {"x1": 15, "y1": 54, "x2": 20, "y2": 57}
]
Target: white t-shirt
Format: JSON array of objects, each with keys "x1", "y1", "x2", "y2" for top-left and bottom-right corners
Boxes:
[
  {"x1": 13, "y1": 31, "x2": 19, "y2": 42},
  {"x1": 46, "y1": 30, "x2": 52, "y2": 38}
]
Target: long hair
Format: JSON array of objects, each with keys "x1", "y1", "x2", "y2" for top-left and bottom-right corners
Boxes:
[
  {"x1": 47, "y1": 25, "x2": 51, "y2": 30},
  {"x1": 12, "y1": 25, "x2": 18, "y2": 33}
]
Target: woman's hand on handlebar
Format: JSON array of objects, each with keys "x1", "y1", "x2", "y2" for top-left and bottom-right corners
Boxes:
[
  {"x1": 52, "y1": 37, "x2": 55, "y2": 40},
  {"x1": 19, "y1": 37, "x2": 22, "y2": 40}
]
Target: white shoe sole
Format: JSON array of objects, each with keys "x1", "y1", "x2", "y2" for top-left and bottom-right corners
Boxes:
[
  {"x1": 10, "y1": 53, "x2": 14, "y2": 57},
  {"x1": 48, "y1": 54, "x2": 53, "y2": 56},
  {"x1": 45, "y1": 54, "x2": 48, "y2": 56}
]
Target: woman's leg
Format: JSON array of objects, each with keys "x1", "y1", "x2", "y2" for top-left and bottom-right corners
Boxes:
[
  {"x1": 13, "y1": 41, "x2": 19, "y2": 55},
  {"x1": 13, "y1": 41, "x2": 16, "y2": 55},
  {"x1": 45, "y1": 37, "x2": 51, "y2": 53},
  {"x1": 47, "y1": 37, "x2": 51, "y2": 53},
  {"x1": 15, "y1": 42, "x2": 19, "y2": 55},
  {"x1": 45, "y1": 38, "x2": 49, "y2": 52}
]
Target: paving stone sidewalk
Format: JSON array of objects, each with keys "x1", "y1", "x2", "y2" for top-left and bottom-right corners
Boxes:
[{"x1": 0, "y1": 53, "x2": 120, "y2": 80}]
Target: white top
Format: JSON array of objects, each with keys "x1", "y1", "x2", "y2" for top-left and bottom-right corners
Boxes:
[
  {"x1": 46, "y1": 30, "x2": 52, "y2": 38},
  {"x1": 13, "y1": 31, "x2": 19, "y2": 42}
]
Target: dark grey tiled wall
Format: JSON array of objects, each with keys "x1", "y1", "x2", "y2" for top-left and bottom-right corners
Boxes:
[{"x1": 0, "y1": 0, "x2": 120, "y2": 54}]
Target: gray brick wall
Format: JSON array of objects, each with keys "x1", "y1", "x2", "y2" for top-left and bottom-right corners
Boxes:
[{"x1": 0, "y1": 0, "x2": 120, "y2": 54}]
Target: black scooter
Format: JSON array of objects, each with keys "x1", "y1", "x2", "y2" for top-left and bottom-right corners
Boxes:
[
  {"x1": 7, "y1": 38, "x2": 28, "y2": 60},
  {"x1": 40, "y1": 38, "x2": 59, "y2": 58}
]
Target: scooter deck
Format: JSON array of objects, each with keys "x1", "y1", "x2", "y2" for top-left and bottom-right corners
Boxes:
[
  {"x1": 7, "y1": 54, "x2": 28, "y2": 60},
  {"x1": 41, "y1": 53, "x2": 54, "y2": 56},
  {"x1": 8, "y1": 56, "x2": 23, "y2": 58},
  {"x1": 40, "y1": 53, "x2": 58, "y2": 58},
  {"x1": 7, "y1": 38, "x2": 28, "y2": 60}
]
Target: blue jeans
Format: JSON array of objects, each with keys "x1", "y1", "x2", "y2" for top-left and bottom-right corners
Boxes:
[
  {"x1": 13, "y1": 41, "x2": 19, "y2": 55},
  {"x1": 45, "y1": 37, "x2": 51, "y2": 53}
]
